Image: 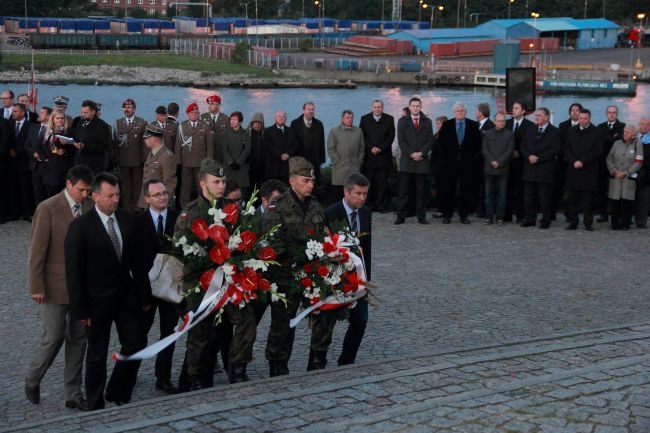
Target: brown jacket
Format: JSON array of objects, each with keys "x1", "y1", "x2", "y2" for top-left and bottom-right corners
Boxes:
[
  {"x1": 175, "y1": 119, "x2": 214, "y2": 167},
  {"x1": 150, "y1": 120, "x2": 178, "y2": 153},
  {"x1": 28, "y1": 190, "x2": 93, "y2": 304},
  {"x1": 138, "y1": 146, "x2": 178, "y2": 208},
  {"x1": 114, "y1": 116, "x2": 148, "y2": 166}
]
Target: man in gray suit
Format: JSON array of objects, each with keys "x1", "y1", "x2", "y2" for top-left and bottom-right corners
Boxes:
[
  {"x1": 395, "y1": 97, "x2": 433, "y2": 225},
  {"x1": 25, "y1": 165, "x2": 94, "y2": 410}
]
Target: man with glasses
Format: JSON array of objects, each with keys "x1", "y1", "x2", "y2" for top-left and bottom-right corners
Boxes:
[
  {"x1": 137, "y1": 125, "x2": 176, "y2": 209},
  {"x1": 134, "y1": 178, "x2": 180, "y2": 394}
]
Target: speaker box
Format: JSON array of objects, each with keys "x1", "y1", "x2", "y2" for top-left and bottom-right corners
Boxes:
[{"x1": 506, "y1": 68, "x2": 536, "y2": 113}]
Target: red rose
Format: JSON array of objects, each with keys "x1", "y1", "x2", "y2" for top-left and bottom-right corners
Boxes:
[
  {"x1": 223, "y1": 203, "x2": 239, "y2": 225},
  {"x1": 209, "y1": 245, "x2": 231, "y2": 265},
  {"x1": 257, "y1": 246, "x2": 278, "y2": 261},
  {"x1": 258, "y1": 278, "x2": 271, "y2": 291},
  {"x1": 317, "y1": 265, "x2": 329, "y2": 277},
  {"x1": 300, "y1": 277, "x2": 313, "y2": 288},
  {"x1": 236, "y1": 231, "x2": 257, "y2": 253},
  {"x1": 191, "y1": 218, "x2": 210, "y2": 240},
  {"x1": 208, "y1": 224, "x2": 230, "y2": 246},
  {"x1": 199, "y1": 269, "x2": 215, "y2": 291},
  {"x1": 303, "y1": 263, "x2": 313, "y2": 273}
]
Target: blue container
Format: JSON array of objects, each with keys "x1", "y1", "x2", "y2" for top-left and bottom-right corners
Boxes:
[
  {"x1": 400, "y1": 61, "x2": 421, "y2": 72},
  {"x1": 160, "y1": 21, "x2": 175, "y2": 30},
  {"x1": 214, "y1": 22, "x2": 230, "y2": 31},
  {"x1": 493, "y1": 43, "x2": 520, "y2": 74},
  {"x1": 126, "y1": 20, "x2": 142, "y2": 33},
  {"x1": 76, "y1": 19, "x2": 94, "y2": 32},
  {"x1": 93, "y1": 20, "x2": 110, "y2": 31},
  {"x1": 336, "y1": 59, "x2": 359, "y2": 70}
]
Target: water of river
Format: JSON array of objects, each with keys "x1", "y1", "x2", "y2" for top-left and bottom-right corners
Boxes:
[{"x1": 7, "y1": 82, "x2": 649, "y2": 135}]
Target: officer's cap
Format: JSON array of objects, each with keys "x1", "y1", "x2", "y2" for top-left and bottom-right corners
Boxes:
[
  {"x1": 200, "y1": 158, "x2": 225, "y2": 178},
  {"x1": 289, "y1": 156, "x2": 315, "y2": 178},
  {"x1": 143, "y1": 124, "x2": 164, "y2": 138},
  {"x1": 155, "y1": 105, "x2": 167, "y2": 115},
  {"x1": 53, "y1": 96, "x2": 69, "y2": 106}
]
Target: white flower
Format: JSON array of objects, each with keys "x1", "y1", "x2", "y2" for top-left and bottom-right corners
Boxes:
[
  {"x1": 270, "y1": 283, "x2": 280, "y2": 302},
  {"x1": 306, "y1": 240, "x2": 324, "y2": 260},
  {"x1": 228, "y1": 233, "x2": 242, "y2": 250},
  {"x1": 175, "y1": 236, "x2": 188, "y2": 247},
  {"x1": 242, "y1": 206, "x2": 255, "y2": 216},
  {"x1": 208, "y1": 207, "x2": 227, "y2": 225},
  {"x1": 242, "y1": 259, "x2": 268, "y2": 272}
]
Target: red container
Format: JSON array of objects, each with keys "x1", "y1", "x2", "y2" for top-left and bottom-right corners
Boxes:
[{"x1": 429, "y1": 42, "x2": 457, "y2": 57}]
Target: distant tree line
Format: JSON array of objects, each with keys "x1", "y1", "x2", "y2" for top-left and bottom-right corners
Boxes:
[{"x1": 0, "y1": 0, "x2": 646, "y2": 27}]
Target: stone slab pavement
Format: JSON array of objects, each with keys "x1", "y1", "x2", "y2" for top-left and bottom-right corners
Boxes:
[{"x1": 1, "y1": 212, "x2": 649, "y2": 431}]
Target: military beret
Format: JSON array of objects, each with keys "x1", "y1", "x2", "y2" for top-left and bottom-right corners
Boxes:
[
  {"x1": 206, "y1": 95, "x2": 222, "y2": 104},
  {"x1": 143, "y1": 124, "x2": 164, "y2": 138},
  {"x1": 289, "y1": 156, "x2": 315, "y2": 178},
  {"x1": 200, "y1": 158, "x2": 225, "y2": 178},
  {"x1": 53, "y1": 95, "x2": 69, "y2": 106},
  {"x1": 122, "y1": 98, "x2": 136, "y2": 108},
  {"x1": 155, "y1": 105, "x2": 167, "y2": 115},
  {"x1": 186, "y1": 102, "x2": 199, "y2": 114}
]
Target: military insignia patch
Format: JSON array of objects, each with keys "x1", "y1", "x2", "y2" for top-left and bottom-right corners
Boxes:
[{"x1": 180, "y1": 212, "x2": 189, "y2": 221}]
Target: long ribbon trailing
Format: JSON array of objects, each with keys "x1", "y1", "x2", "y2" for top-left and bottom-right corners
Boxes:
[
  {"x1": 289, "y1": 250, "x2": 367, "y2": 328},
  {"x1": 112, "y1": 267, "x2": 227, "y2": 362}
]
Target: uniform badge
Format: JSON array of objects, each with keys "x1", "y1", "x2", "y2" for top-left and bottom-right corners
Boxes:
[{"x1": 180, "y1": 212, "x2": 189, "y2": 221}]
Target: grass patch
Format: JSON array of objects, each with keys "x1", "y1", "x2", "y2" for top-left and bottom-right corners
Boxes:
[{"x1": 0, "y1": 53, "x2": 276, "y2": 77}]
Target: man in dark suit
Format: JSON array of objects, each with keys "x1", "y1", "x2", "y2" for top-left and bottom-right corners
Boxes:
[
  {"x1": 395, "y1": 97, "x2": 433, "y2": 225},
  {"x1": 359, "y1": 100, "x2": 395, "y2": 213},
  {"x1": 596, "y1": 105, "x2": 625, "y2": 222},
  {"x1": 325, "y1": 173, "x2": 372, "y2": 366},
  {"x1": 17, "y1": 93, "x2": 39, "y2": 124},
  {"x1": 26, "y1": 106, "x2": 52, "y2": 206},
  {"x1": 437, "y1": 101, "x2": 482, "y2": 224},
  {"x1": 264, "y1": 110, "x2": 296, "y2": 185},
  {"x1": 8, "y1": 103, "x2": 35, "y2": 222},
  {"x1": 554, "y1": 102, "x2": 583, "y2": 220},
  {"x1": 65, "y1": 172, "x2": 148, "y2": 410},
  {"x1": 0, "y1": 115, "x2": 11, "y2": 223},
  {"x1": 71, "y1": 100, "x2": 110, "y2": 176},
  {"x1": 564, "y1": 109, "x2": 603, "y2": 231},
  {"x1": 505, "y1": 101, "x2": 534, "y2": 223},
  {"x1": 289, "y1": 102, "x2": 325, "y2": 184},
  {"x1": 475, "y1": 103, "x2": 494, "y2": 218},
  {"x1": 521, "y1": 108, "x2": 560, "y2": 229},
  {"x1": 135, "y1": 179, "x2": 180, "y2": 394}
]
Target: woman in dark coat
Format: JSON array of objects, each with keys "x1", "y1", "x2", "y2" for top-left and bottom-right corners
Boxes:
[
  {"x1": 40, "y1": 109, "x2": 75, "y2": 198},
  {"x1": 218, "y1": 111, "x2": 251, "y2": 195}
]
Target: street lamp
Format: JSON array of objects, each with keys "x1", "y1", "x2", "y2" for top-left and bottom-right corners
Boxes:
[
  {"x1": 419, "y1": 0, "x2": 424, "y2": 23},
  {"x1": 508, "y1": 0, "x2": 514, "y2": 19},
  {"x1": 423, "y1": 4, "x2": 444, "y2": 29},
  {"x1": 530, "y1": 12, "x2": 539, "y2": 66}
]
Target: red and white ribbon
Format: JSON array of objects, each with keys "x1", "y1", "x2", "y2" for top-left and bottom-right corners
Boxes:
[{"x1": 113, "y1": 267, "x2": 227, "y2": 362}]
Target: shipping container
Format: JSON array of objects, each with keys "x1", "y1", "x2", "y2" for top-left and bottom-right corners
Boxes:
[
  {"x1": 400, "y1": 60, "x2": 421, "y2": 72},
  {"x1": 93, "y1": 19, "x2": 111, "y2": 34},
  {"x1": 76, "y1": 19, "x2": 95, "y2": 34},
  {"x1": 492, "y1": 42, "x2": 520, "y2": 74},
  {"x1": 429, "y1": 42, "x2": 458, "y2": 57},
  {"x1": 336, "y1": 59, "x2": 359, "y2": 70}
]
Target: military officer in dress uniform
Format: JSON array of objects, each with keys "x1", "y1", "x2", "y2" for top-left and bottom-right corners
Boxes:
[
  {"x1": 113, "y1": 98, "x2": 147, "y2": 211},
  {"x1": 201, "y1": 94, "x2": 229, "y2": 137},
  {"x1": 137, "y1": 125, "x2": 177, "y2": 209},
  {"x1": 263, "y1": 157, "x2": 331, "y2": 377},
  {"x1": 151, "y1": 106, "x2": 178, "y2": 153},
  {"x1": 176, "y1": 103, "x2": 214, "y2": 208},
  {"x1": 53, "y1": 96, "x2": 74, "y2": 127},
  {"x1": 174, "y1": 158, "x2": 256, "y2": 387}
]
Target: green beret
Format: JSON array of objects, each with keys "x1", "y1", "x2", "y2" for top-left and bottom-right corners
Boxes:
[
  {"x1": 289, "y1": 156, "x2": 315, "y2": 178},
  {"x1": 200, "y1": 158, "x2": 225, "y2": 178}
]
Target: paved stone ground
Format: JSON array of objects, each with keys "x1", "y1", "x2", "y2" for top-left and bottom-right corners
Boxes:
[{"x1": 1, "y1": 212, "x2": 649, "y2": 431}]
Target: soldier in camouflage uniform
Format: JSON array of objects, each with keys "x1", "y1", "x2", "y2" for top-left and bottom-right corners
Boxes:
[
  {"x1": 174, "y1": 158, "x2": 256, "y2": 387},
  {"x1": 263, "y1": 156, "x2": 336, "y2": 376},
  {"x1": 113, "y1": 98, "x2": 147, "y2": 211}
]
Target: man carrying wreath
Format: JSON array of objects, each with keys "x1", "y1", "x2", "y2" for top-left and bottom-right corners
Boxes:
[{"x1": 174, "y1": 158, "x2": 256, "y2": 388}]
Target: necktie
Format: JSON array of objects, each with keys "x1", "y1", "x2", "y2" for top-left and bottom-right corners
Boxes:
[
  {"x1": 107, "y1": 216, "x2": 122, "y2": 259},
  {"x1": 538, "y1": 127, "x2": 544, "y2": 135},
  {"x1": 457, "y1": 122, "x2": 464, "y2": 144},
  {"x1": 414, "y1": 117, "x2": 419, "y2": 129},
  {"x1": 212, "y1": 115, "x2": 217, "y2": 123},
  {"x1": 513, "y1": 121, "x2": 519, "y2": 133},
  {"x1": 609, "y1": 123, "x2": 614, "y2": 130},
  {"x1": 15, "y1": 122, "x2": 21, "y2": 138},
  {"x1": 157, "y1": 214, "x2": 164, "y2": 238},
  {"x1": 192, "y1": 122, "x2": 196, "y2": 129},
  {"x1": 350, "y1": 210, "x2": 358, "y2": 233},
  {"x1": 39, "y1": 125, "x2": 45, "y2": 140},
  {"x1": 72, "y1": 204, "x2": 81, "y2": 219},
  {"x1": 306, "y1": 120, "x2": 312, "y2": 128},
  {"x1": 127, "y1": 118, "x2": 131, "y2": 126}
]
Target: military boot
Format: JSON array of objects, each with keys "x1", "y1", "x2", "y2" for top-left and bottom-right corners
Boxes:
[
  {"x1": 306, "y1": 350, "x2": 328, "y2": 371},
  {"x1": 269, "y1": 360, "x2": 288, "y2": 377},
  {"x1": 228, "y1": 363, "x2": 250, "y2": 384}
]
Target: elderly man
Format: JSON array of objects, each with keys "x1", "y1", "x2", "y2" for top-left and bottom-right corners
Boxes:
[
  {"x1": 327, "y1": 110, "x2": 365, "y2": 202},
  {"x1": 25, "y1": 165, "x2": 94, "y2": 411},
  {"x1": 290, "y1": 102, "x2": 326, "y2": 184},
  {"x1": 437, "y1": 101, "x2": 482, "y2": 224},
  {"x1": 482, "y1": 113, "x2": 514, "y2": 225},
  {"x1": 137, "y1": 125, "x2": 177, "y2": 209},
  {"x1": 264, "y1": 110, "x2": 296, "y2": 185}
]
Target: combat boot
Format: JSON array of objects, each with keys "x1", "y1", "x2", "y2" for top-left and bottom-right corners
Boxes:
[
  {"x1": 269, "y1": 360, "x2": 287, "y2": 377},
  {"x1": 228, "y1": 363, "x2": 250, "y2": 384},
  {"x1": 306, "y1": 350, "x2": 328, "y2": 371}
]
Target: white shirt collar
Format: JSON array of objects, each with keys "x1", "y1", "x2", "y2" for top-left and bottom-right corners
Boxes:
[
  {"x1": 149, "y1": 207, "x2": 168, "y2": 225},
  {"x1": 479, "y1": 118, "x2": 488, "y2": 128},
  {"x1": 63, "y1": 188, "x2": 81, "y2": 214}
]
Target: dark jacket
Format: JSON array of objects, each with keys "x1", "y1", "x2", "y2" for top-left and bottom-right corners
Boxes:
[
  {"x1": 65, "y1": 207, "x2": 142, "y2": 321},
  {"x1": 397, "y1": 114, "x2": 433, "y2": 174},
  {"x1": 563, "y1": 124, "x2": 603, "y2": 191},
  {"x1": 324, "y1": 201, "x2": 372, "y2": 280},
  {"x1": 71, "y1": 116, "x2": 110, "y2": 175},
  {"x1": 482, "y1": 128, "x2": 514, "y2": 175},
  {"x1": 597, "y1": 120, "x2": 625, "y2": 158},
  {"x1": 521, "y1": 123, "x2": 560, "y2": 184},
  {"x1": 479, "y1": 118, "x2": 495, "y2": 133},
  {"x1": 264, "y1": 124, "x2": 297, "y2": 180},
  {"x1": 438, "y1": 117, "x2": 482, "y2": 173},
  {"x1": 289, "y1": 115, "x2": 325, "y2": 170},
  {"x1": 9, "y1": 117, "x2": 31, "y2": 171},
  {"x1": 505, "y1": 117, "x2": 535, "y2": 156},
  {"x1": 359, "y1": 112, "x2": 395, "y2": 170}
]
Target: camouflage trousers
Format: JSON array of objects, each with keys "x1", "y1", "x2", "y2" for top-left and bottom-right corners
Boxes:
[{"x1": 186, "y1": 298, "x2": 256, "y2": 382}]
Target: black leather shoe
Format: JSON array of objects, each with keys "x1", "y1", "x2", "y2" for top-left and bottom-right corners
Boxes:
[
  {"x1": 155, "y1": 379, "x2": 179, "y2": 394},
  {"x1": 442, "y1": 218, "x2": 451, "y2": 224},
  {"x1": 65, "y1": 398, "x2": 89, "y2": 411},
  {"x1": 417, "y1": 218, "x2": 429, "y2": 225},
  {"x1": 637, "y1": 224, "x2": 647, "y2": 229},
  {"x1": 104, "y1": 393, "x2": 127, "y2": 406},
  {"x1": 393, "y1": 218, "x2": 405, "y2": 225},
  {"x1": 596, "y1": 215, "x2": 609, "y2": 223},
  {"x1": 269, "y1": 360, "x2": 289, "y2": 377},
  {"x1": 566, "y1": 223, "x2": 578, "y2": 230},
  {"x1": 584, "y1": 225, "x2": 594, "y2": 231},
  {"x1": 306, "y1": 350, "x2": 327, "y2": 371},
  {"x1": 228, "y1": 363, "x2": 250, "y2": 384},
  {"x1": 460, "y1": 218, "x2": 471, "y2": 224},
  {"x1": 539, "y1": 223, "x2": 550, "y2": 229},
  {"x1": 25, "y1": 383, "x2": 39, "y2": 404}
]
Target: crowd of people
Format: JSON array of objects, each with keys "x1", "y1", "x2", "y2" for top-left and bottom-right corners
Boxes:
[{"x1": 7, "y1": 87, "x2": 649, "y2": 412}]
